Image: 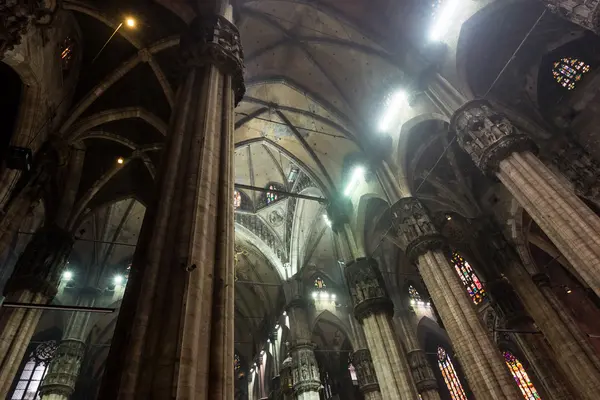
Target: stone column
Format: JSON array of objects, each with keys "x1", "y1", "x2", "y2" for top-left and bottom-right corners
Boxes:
[
  {"x1": 38, "y1": 288, "x2": 100, "y2": 400},
  {"x1": 0, "y1": 224, "x2": 73, "y2": 397},
  {"x1": 543, "y1": 0, "x2": 600, "y2": 33},
  {"x1": 391, "y1": 198, "x2": 522, "y2": 399},
  {"x1": 98, "y1": 7, "x2": 244, "y2": 400},
  {"x1": 451, "y1": 99, "x2": 600, "y2": 299},
  {"x1": 348, "y1": 316, "x2": 382, "y2": 400},
  {"x1": 394, "y1": 309, "x2": 440, "y2": 400},
  {"x1": 352, "y1": 349, "x2": 382, "y2": 400},
  {"x1": 280, "y1": 356, "x2": 294, "y2": 400},
  {"x1": 286, "y1": 299, "x2": 321, "y2": 400},
  {"x1": 486, "y1": 280, "x2": 574, "y2": 400},
  {"x1": 345, "y1": 258, "x2": 419, "y2": 399}
]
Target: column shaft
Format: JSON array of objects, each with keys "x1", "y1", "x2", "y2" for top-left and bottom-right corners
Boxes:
[
  {"x1": 394, "y1": 310, "x2": 440, "y2": 400},
  {"x1": 451, "y1": 100, "x2": 600, "y2": 299},
  {"x1": 345, "y1": 258, "x2": 419, "y2": 399},
  {"x1": 392, "y1": 198, "x2": 522, "y2": 399},
  {"x1": 98, "y1": 14, "x2": 243, "y2": 400}
]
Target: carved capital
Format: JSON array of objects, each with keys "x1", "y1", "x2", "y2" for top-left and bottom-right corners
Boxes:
[
  {"x1": 390, "y1": 198, "x2": 445, "y2": 260},
  {"x1": 407, "y1": 349, "x2": 438, "y2": 393},
  {"x1": 180, "y1": 15, "x2": 245, "y2": 105},
  {"x1": 450, "y1": 100, "x2": 536, "y2": 176},
  {"x1": 352, "y1": 349, "x2": 380, "y2": 394},
  {"x1": 545, "y1": 0, "x2": 600, "y2": 32},
  {"x1": 5, "y1": 224, "x2": 74, "y2": 298},
  {"x1": 39, "y1": 340, "x2": 86, "y2": 397},
  {"x1": 290, "y1": 345, "x2": 321, "y2": 395},
  {"x1": 345, "y1": 258, "x2": 393, "y2": 321},
  {"x1": 0, "y1": 0, "x2": 58, "y2": 56}
]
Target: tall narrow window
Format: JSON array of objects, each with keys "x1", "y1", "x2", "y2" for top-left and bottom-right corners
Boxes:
[
  {"x1": 314, "y1": 276, "x2": 326, "y2": 290},
  {"x1": 451, "y1": 252, "x2": 486, "y2": 305},
  {"x1": 60, "y1": 37, "x2": 75, "y2": 77},
  {"x1": 408, "y1": 285, "x2": 422, "y2": 302},
  {"x1": 503, "y1": 351, "x2": 541, "y2": 400},
  {"x1": 266, "y1": 185, "x2": 278, "y2": 205},
  {"x1": 437, "y1": 347, "x2": 467, "y2": 400},
  {"x1": 348, "y1": 358, "x2": 358, "y2": 386},
  {"x1": 287, "y1": 167, "x2": 299, "y2": 184},
  {"x1": 234, "y1": 353, "x2": 241, "y2": 371},
  {"x1": 553, "y1": 57, "x2": 590, "y2": 90},
  {"x1": 11, "y1": 341, "x2": 58, "y2": 400},
  {"x1": 233, "y1": 190, "x2": 241, "y2": 209}
]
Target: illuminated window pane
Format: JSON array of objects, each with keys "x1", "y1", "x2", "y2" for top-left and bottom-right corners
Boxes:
[
  {"x1": 233, "y1": 190, "x2": 241, "y2": 209},
  {"x1": 60, "y1": 37, "x2": 75, "y2": 76},
  {"x1": 348, "y1": 363, "x2": 358, "y2": 385},
  {"x1": 10, "y1": 341, "x2": 57, "y2": 400},
  {"x1": 451, "y1": 252, "x2": 486, "y2": 305},
  {"x1": 437, "y1": 347, "x2": 468, "y2": 400},
  {"x1": 234, "y1": 353, "x2": 241, "y2": 371},
  {"x1": 552, "y1": 57, "x2": 590, "y2": 90},
  {"x1": 266, "y1": 185, "x2": 278, "y2": 205},
  {"x1": 314, "y1": 276, "x2": 326, "y2": 290},
  {"x1": 503, "y1": 351, "x2": 541, "y2": 400},
  {"x1": 408, "y1": 285, "x2": 422, "y2": 302}
]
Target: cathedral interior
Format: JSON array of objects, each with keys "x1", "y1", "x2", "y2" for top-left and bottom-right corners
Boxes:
[{"x1": 2, "y1": 0, "x2": 600, "y2": 399}]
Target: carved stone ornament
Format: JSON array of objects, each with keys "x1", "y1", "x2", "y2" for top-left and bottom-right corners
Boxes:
[
  {"x1": 545, "y1": 0, "x2": 600, "y2": 33},
  {"x1": 39, "y1": 339, "x2": 86, "y2": 397},
  {"x1": 345, "y1": 258, "x2": 394, "y2": 321},
  {"x1": 326, "y1": 195, "x2": 352, "y2": 233},
  {"x1": 0, "y1": 0, "x2": 57, "y2": 56},
  {"x1": 352, "y1": 349, "x2": 380, "y2": 394},
  {"x1": 406, "y1": 349, "x2": 438, "y2": 393},
  {"x1": 5, "y1": 224, "x2": 74, "y2": 298},
  {"x1": 450, "y1": 100, "x2": 536, "y2": 176},
  {"x1": 390, "y1": 197, "x2": 445, "y2": 261},
  {"x1": 291, "y1": 344, "x2": 321, "y2": 395},
  {"x1": 180, "y1": 15, "x2": 246, "y2": 105}
]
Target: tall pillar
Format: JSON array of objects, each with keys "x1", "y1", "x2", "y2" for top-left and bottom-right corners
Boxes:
[
  {"x1": 348, "y1": 316, "x2": 382, "y2": 400},
  {"x1": 486, "y1": 279, "x2": 574, "y2": 400},
  {"x1": 286, "y1": 299, "x2": 321, "y2": 400},
  {"x1": 391, "y1": 198, "x2": 522, "y2": 399},
  {"x1": 38, "y1": 288, "x2": 99, "y2": 400},
  {"x1": 345, "y1": 258, "x2": 419, "y2": 399},
  {"x1": 451, "y1": 99, "x2": 600, "y2": 299},
  {"x1": 394, "y1": 308, "x2": 440, "y2": 400},
  {"x1": 280, "y1": 355, "x2": 294, "y2": 400},
  {"x1": 543, "y1": 0, "x2": 600, "y2": 33},
  {"x1": 0, "y1": 224, "x2": 73, "y2": 397},
  {"x1": 98, "y1": 7, "x2": 244, "y2": 400}
]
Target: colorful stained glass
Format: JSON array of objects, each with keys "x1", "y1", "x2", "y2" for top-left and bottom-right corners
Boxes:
[
  {"x1": 266, "y1": 185, "x2": 278, "y2": 205},
  {"x1": 234, "y1": 353, "x2": 241, "y2": 371},
  {"x1": 60, "y1": 37, "x2": 75, "y2": 74},
  {"x1": 408, "y1": 285, "x2": 422, "y2": 302},
  {"x1": 451, "y1": 252, "x2": 486, "y2": 305},
  {"x1": 503, "y1": 351, "x2": 541, "y2": 400},
  {"x1": 233, "y1": 190, "x2": 241, "y2": 209},
  {"x1": 552, "y1": 57, "x2": 590, "y2": 90},
  {"x1": 437, "y1": 347, "x2": 468, "y2": 400},
  {"x1": 314, "y1": 276, "x2": 326, "y2": 290}
]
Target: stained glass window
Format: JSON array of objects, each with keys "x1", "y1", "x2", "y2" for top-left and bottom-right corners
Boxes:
[
  {"x1": 408, "y1": 285, "x2": 422, "y2": 302},
  {"x1": 266, "y1": 185, "x2": 278, "y2": 205},
  {"x1": 234, "y1": 353, "x2": 241, "y2": 371},
  {"x1": 233, "y1": 190, "x2": 241, "y2": 209},
  {"x1": 60, "y1": 37, "x2": 75, "y2": 76},
  {"x1": 314, "y1": 276, "x2": 326, "y2": 290},
  {"x1": 11, "y1": 341, "x2": 58, "y2": 400},
  {"x1": 553, "y1": 57, "x2": 590, "y2": 90},
  {"x1": 348, "y1": 362, "x2": 358, "y2": 386},
  {"x1": 451, "y1": 252, "x2": 486, "y2": 305},
  {"x1": 437, "y1": 347, "x2": 467, "y2": 400},
  {"x1": 431, "y1": 0, "x2": 443, "y2": 17},
  {"x1": 503, "y1": 351, "x2": 541, "y2": 400}
]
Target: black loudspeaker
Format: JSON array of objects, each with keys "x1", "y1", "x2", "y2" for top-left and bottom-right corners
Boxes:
[{"x1": 6, "y1": 146, "x2": 33, "y2": 172}]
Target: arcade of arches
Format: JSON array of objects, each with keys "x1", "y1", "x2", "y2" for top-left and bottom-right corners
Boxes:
[{"x1": 2, "y1": 0, "x2": 600, "y2": 399}]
